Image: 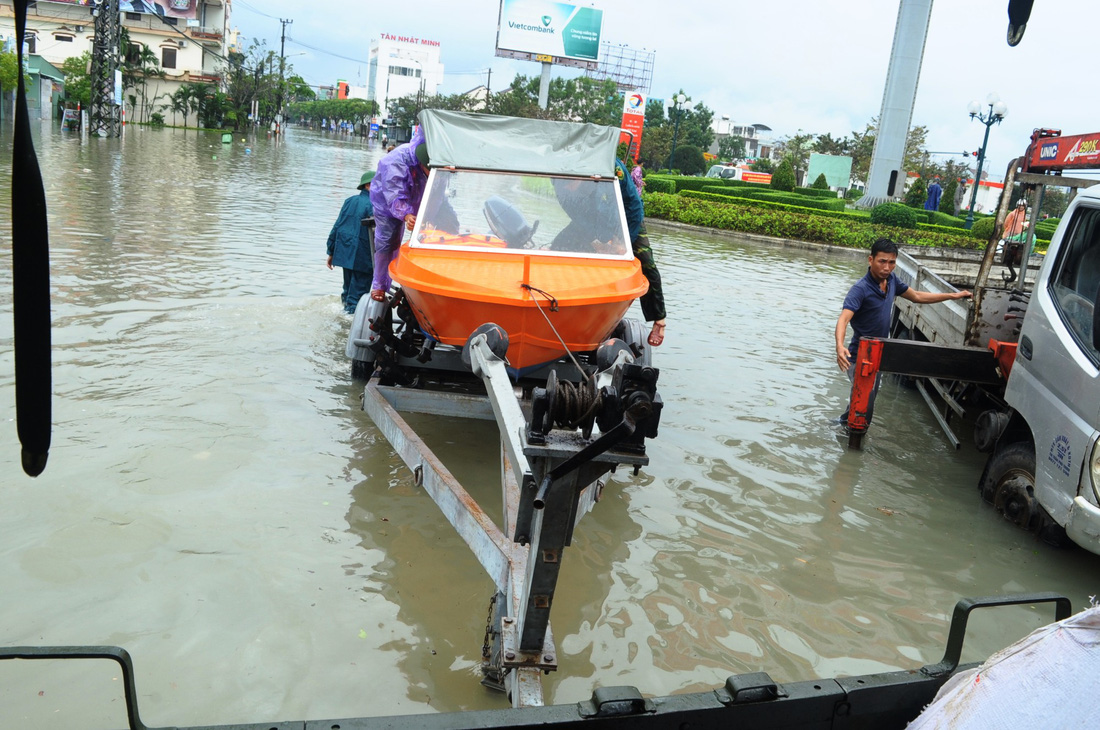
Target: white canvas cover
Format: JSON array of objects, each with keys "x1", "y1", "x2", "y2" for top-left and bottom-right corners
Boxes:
[
  {"x1": 418, "y1": 110, "x2": 618, "y2": 177},
  {"x1": 906, "y1": 604, "x2": 1100, "y2": 729}
]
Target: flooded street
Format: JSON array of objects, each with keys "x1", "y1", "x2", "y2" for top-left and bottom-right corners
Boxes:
[{"x1": 1, "y1": 124, "x2": 1097, "y2": 728}]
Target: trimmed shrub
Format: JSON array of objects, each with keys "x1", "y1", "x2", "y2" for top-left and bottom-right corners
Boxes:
[
  {"x1": 971, "y1": 216, "x2": 997, "y2": 241},
  {"x1": 871, "y1": 202, "x2": 918, "y2": 229},
  {"x1": 918, "y1": 223, "x2": 972, "y2": 236},
  {"x1": 1035, "y1": 219, "x2": 1060, "y2": 239},
  {"x1": 941, "y1": 179, "x2": 959, "y2": 215},
  {"x1": 926, "y1": 210, "x2": 965, "y2": 228},
  {"x1": 684, "y1": 190, "x2": 869, "y2": 222},
  {"x1": 643, "y1": 176, "x2": 675, "y2": 194},
  {"x1": 794, "y1": 186, "x2": 839, "y2": 199},
  {"x1": 770, "y1": 159, "x2": 796, "y2": 191},
  {"x1": 811, "y1": 173, "x2": 830, "y2": 190},
  {"x1": 700, "y1": 186, "x2": 847, "y2": 212},
  {"x1": 643, "y1": 192, "x2": 980, "y2": 250}
]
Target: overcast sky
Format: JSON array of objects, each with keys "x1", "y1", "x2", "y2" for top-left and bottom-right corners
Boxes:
[{"x1": 232, "y1": 0, "x2": 1096, "y2": 181}]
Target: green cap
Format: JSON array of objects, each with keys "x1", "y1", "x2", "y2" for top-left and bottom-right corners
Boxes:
[
  {"x1": 357, "y1": 171, "x2": 376, "y2": 189},
  {"x1": 415, "y1": 142, "x2": 430, "y2": 169}
]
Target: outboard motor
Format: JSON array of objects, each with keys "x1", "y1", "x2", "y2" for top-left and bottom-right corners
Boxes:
[{"x1": 483, "y1": 196, "x2": 538, "y2": 247}]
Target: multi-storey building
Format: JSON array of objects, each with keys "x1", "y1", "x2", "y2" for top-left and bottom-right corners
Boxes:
[
  {"x1": 0, "y1": 0, "x2": 232, "y2": 125},
  {"x1": 366, "y1": 32, "x2": 443, "y2": 121}
]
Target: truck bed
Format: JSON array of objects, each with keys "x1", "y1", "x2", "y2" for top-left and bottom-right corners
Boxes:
[{"x1": 893, "y1": 247, "x2": 1043, "y2": 347}]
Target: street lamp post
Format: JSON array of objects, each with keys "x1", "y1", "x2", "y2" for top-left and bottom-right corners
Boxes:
[
  {"x1": 964, "y1": 92, "x2": 1008, "y2": 230},
  {"x1": 666, "y1": 94, "x2": 692, "y2": 174}
]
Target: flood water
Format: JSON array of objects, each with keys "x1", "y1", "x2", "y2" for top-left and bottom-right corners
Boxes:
[{"x1": 1, "y1": 124, "x2": 1097, "y2": 728}]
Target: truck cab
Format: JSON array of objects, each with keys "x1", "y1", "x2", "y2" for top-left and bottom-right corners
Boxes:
[{"x1": 998, "y1": 185, "x2": 1100, "y2": 551}]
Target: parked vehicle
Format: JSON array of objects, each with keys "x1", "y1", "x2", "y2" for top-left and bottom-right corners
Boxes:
[{"x1": 848, "y1": 129, "x2": 1100, "y2": 555}]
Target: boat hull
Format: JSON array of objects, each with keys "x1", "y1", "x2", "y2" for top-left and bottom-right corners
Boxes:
[{"x1": 391, "y1": 245, "x2": 647, "y2": 372}]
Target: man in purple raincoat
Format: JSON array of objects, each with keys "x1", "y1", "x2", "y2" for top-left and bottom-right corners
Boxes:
[{"x1": 369, "y1": 126, "x2": 430, "y2": 301}]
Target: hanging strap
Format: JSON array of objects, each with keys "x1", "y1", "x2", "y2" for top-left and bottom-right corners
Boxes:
[{"x1": 11, "y1": 0, "x2": 53, "y2": 477}]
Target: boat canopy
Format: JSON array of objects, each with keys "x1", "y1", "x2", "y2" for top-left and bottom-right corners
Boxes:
[{"x1": 418, "y1": 110, "x2": 618, "y2": 178}]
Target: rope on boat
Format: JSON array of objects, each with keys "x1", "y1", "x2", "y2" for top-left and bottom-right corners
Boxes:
[{"x1": 522, "y1": 284, "x2": 588, "y2": 377}]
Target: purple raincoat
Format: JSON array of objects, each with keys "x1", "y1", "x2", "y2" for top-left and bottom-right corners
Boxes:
[{"x1": 369, "y1": 126, "x2": 428, "y2": 292}]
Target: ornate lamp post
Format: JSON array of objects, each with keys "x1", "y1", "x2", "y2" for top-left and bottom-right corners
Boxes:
[
  {"x1": 964, "y1": 93, "x2": 1008, "y2": 230},
  {"x1": 666, "y1": 94, "x2": 693, "y2": 174}
]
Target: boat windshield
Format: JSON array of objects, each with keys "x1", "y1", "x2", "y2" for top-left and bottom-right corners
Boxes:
[{"x1": 411, "y1": 169, "x2": 633, "y2": 259}]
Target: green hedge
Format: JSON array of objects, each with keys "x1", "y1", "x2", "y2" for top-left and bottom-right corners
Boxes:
[
  {"x1": 643, "y1": 177, "x2": 675, "y2": 194},
  {"x1": 644, "y1": 192, "x2": 980, "y2": 250},
  {"x1": 698, "y1": 186, "x2": 847, "y2": 211},
  {"x1": 794, "y1": 186, "x2": 839, "y2": 199},
  {"x1": 926, "y1": 210, "x2": 966, "y2": 228},
  {"x1": 645, "y1": 174, "x2": 769, "y2": 194},
  {"x1": 918, "y1": 222, "x2": 972, "y2": 236},
  {"x1": 1035, "y1": 219, "x2": 1060, "y2": 239},
  {"x1": 686, "y1": 190, "x2": 864, "y2": 220}
]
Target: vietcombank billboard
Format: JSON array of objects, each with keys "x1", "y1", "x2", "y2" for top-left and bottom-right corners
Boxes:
[{"x1": 495, "y1": 0, "x2": 603, "y2": 69}]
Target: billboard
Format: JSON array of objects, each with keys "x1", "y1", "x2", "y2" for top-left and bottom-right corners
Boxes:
[
  {"x1": 618, "y1": 91, "x2": 645, "y2": 162},
  {"x1": 496, "y1": 0, "x2": 603, "y2": 69},
  {"x1": 46, "y1": 1, "x2": 199, "y2": 20}
]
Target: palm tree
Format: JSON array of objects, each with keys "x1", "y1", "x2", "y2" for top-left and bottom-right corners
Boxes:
[{"x1": 169, "y1": 86, "x2": 190, "y2": 128}]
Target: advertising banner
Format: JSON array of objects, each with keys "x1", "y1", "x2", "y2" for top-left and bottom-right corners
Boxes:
[
  {"x1": 496, "y1": 0, "x2": 603, "y2": 63},
  {"x1": 618, "y1": 91, "x2": 645, "y2": 163},
  {"x1": 47, "y1": 1, "x2": 200, "y2": 20}
]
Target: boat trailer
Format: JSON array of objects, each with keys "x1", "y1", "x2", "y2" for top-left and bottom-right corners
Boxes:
[{"x1": 356, "y1": 309, "x2": 662, "y2": 707}]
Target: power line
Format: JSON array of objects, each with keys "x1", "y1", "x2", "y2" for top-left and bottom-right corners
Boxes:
[
  {"x1": 235, "y1": 0, "x2": 280, "y2": 21},
  {"x1": 287, "y1": 36, "x2": 369, "y2": 65}
]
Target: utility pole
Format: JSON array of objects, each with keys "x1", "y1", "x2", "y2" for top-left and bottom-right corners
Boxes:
[
  {"x1": 89, "y1": 0, "x2": 122, "y2": 137},
  {"x1": 277, "y1": 18, "x2": 292, "y2": 128}
]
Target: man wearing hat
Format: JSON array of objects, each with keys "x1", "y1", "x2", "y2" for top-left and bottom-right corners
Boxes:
[
  {"x1": 369, "y1": 126, "x2": 431, "y2": 301},
  {"x1": 326, "y1": 171, "x2": 376, "y2": 314}
]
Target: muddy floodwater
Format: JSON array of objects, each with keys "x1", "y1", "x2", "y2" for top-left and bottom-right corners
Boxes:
[{"x1": 1, "y1": 125, "x2": 1097, "y2": 729}]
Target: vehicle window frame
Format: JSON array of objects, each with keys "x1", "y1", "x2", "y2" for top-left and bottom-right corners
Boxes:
[
  {"x1": 1047, "y1": 203, "x2": 1100, "y2": 368},
  {"x1": 408, "y1": 168, "x2": 635, "y2": 262}
]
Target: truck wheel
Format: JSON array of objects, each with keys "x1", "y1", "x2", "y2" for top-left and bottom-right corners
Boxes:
[
  {"x1": 984, "y1": 442, "x2": 1040, "y2": 530},
  {"x1": 981, "y1": 441, "x2": 1070, "y2": 547},
  {"x1": 351, "y1": 359, "x2": 373, "y2": 381}
]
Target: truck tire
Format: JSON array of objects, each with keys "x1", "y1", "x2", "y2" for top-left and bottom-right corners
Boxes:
[{"x1": 980, "y1": 441, "x2": 1071, "y2": 547}]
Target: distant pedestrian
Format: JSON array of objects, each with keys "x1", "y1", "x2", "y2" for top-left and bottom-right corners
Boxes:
[
  {"x1": 924, "y1": 177, "x2": 942, "y2": 211},
  {"x1": 326, "y1": 172, "x2": 376, "y2": 314},
  {"x1": 631, "y1": 162, "x2": 645, "y2": 192}
]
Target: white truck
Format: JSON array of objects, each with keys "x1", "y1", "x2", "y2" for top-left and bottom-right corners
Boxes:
[{"x1": 848, "y1": 129, "x2": 1100, "y2": 555}]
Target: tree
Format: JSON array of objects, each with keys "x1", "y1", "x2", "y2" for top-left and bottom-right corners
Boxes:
[
  {"x1": 941, "y1": 178, "x2": 959, "y2": 216},
  {"x1": 750, "y1": 157, "x2": 775, "y2": 174},
  {"x1": 0, "y1": 50, "x2": 29, "y2": 122},
  {"x1": 60, "y1": 52, "x2": 92, "y2": 108},
  {"x1": 286, "y1": 74, "x2": 315, "y2": 103},
  {"x1": 169, "y1": 85, "x2": 191, "y2": 128},
  {"x1": 671, "y1": 144, "x2": 706, "y2": 176},
  {"x1": 776, "y1": 130, "x2": 814, "y2": 184},
  {"x1": 718, "y1": 135, "x2": 746, "y2": 162},
  {"x1": 1039, "y1": 187, "x2": 1070, "y2": 219},
  {"x1": 904, "y1": 176, "x2": 927, "y2": 208},
  {"x1": 771, "y1": 159, "x2": 796, "y2": 191},
  {"x1": 638, "y1": 125, "x2": 673, "y2": 173},
  {"x1": 813, "y1": 132, "x2": 850, "y2": 156},
  {"x1": 811, "y1": 173, "x2": 829, "y2": 190}
]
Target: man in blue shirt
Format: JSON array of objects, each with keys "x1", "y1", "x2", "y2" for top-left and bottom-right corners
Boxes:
[{"x1": 834, "y1": 238, "x2": 971, "y2": 424}]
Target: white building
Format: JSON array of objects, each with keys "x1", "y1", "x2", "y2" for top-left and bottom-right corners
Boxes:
[
  {"x1": 0, "y1": 0, "x2": 232, "y2": 125},
  {"x1": 709, "y1": 116, "x2": 775, "y2": 161},
  {"x1": 367, "y1": 32, "x2": 443, "y2": 120}
]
